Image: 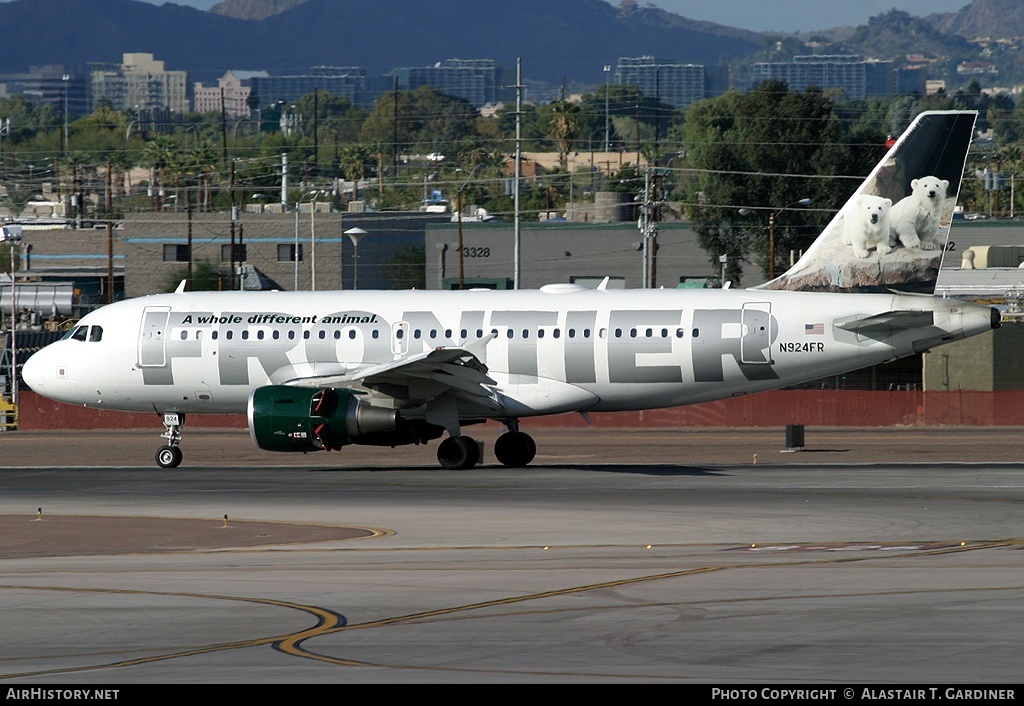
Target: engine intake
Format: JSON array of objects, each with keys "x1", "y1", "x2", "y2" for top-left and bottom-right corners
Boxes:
[{"x1": 247, "y1": 386, "x2": 398, "y2": 452}]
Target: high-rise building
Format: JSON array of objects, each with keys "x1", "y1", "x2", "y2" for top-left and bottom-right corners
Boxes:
[
  {"x1": 615, "y1": 56, "x2": 710, "y2": 108},
  {"x1": 0, "y1": 65, "x2": 88, "y2": 118},
  {"x1": 751, "y1": 55, "x2": 897, "y2": 99},
  {"x1": 392, "y1": 59, "x2": 503, "y2": 107},
  {"x1": 89, "y1": 53, "x2": 188, "y2": 113},
  {"x1": 194, "y1": 71, "x2": 269, "y2": 118},
  {"x1": 248, "y1": 67, "x2": 367, "y2": 109}
]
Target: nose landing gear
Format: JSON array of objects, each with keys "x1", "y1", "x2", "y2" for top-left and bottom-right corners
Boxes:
[{"x1": 156, "y1": 411, "x2": 184, "y2": 468}]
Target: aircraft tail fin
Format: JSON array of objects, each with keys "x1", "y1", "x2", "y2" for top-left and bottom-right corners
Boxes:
[{"x1": 756, "y1": 110, "x2": 978, "y2": 294}]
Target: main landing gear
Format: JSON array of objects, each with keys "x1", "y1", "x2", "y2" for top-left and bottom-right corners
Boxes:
[
  {"x1": 156, "y1": 412, "x2": 184, "y2": 468},
  {"x1": 434, "y1": 419, "x2": 537, "y2": 470}
]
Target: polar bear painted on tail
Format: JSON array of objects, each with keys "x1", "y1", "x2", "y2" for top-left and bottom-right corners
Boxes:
[
  {"x1": 889, "y1": 176, "x2": 949, "y2": 251},
  {"x1": 842, "y1": 194, "x2": 893, "y2": 258}
]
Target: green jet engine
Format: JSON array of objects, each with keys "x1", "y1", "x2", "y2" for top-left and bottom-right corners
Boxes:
[{"x1": 247, "y1": 386, "x2": 400, "y2": 453}]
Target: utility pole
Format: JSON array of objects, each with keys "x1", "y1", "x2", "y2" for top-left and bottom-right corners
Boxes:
[
  {"x1": 281, "y1": 152, "x2": 288, "y2": 212},
  {"x1": 312, "y1": 89, "x2": 319, "y2": 175},
  {"x1": 229, "y1": 162, "x2": 236, "y2": 290},
  {"x1": 220, "y1": 87, "x2": 228, "y2": 170},
  {"x1": 514, "y1": 57, "x2": 522, "y2": 290},
  {"x1": 186, "y1": 186, "x2": 193, "y2": 289},
  {"x1": 635, "y1": 91, "x2": 640, "y2": 168},
  {"x1": 392, "y1": 76, "x2": 399, "y2": 176},
  {"x1": 106, "y1": 162, "x2": 113, "y2": 303}
]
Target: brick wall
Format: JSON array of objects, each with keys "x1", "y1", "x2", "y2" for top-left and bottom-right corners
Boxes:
[{"x1": 15, "y1": 389, "x2": 1024, "y2": 431}]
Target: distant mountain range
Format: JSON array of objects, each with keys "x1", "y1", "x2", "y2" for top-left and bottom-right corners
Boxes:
[
  {"x1": 0, "y1": 0, "x2": 764, "y2": 87},
  {"x1": 1, "y1": 0, "x2": 1023, "y2": 90},
  {"x1": 210, "y1": 0, "x2": 306, "y2": 21}
]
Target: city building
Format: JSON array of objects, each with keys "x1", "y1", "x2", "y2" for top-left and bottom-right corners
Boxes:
[
  {"x1": 120, "y1": 210, "x2": 446, "y2": 297},
  {"x1": 193, "y1": 70, "x2": 269, "y2": 118},
  {"x1": 88, "y1": 53, "x2": 189, "y2": 113},
  {"x1": 391, "y1": 59, "x2": 504, "y2": 107},
  {"x1": 751, "y1": 55, "x2": 897, "y2": 99},
  {"x1": 248, "y1": 67, "x2": 368, "y2": 110},
  {"x1": 615, "y1": 56, "x2": 728, "y2": 108},
  {"x1": 0, "y1": 65, "x2": 88, "y2": 118}
]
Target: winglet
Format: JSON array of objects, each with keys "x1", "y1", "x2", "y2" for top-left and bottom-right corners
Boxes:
[
  {"x1": 758, "y1": 110, "x2": 978, "y2": 294},
  {"x1": 174, "y1": 280, "x2": 187, "y2": 294}
]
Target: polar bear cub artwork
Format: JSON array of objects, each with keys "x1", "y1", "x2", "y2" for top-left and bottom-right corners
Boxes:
[
  {"x1": 889, "y1": 176, "x2": 949, "y2": 251},
  {"x1": 842, "y1": 194, "x2": 893, "y2": 258}
]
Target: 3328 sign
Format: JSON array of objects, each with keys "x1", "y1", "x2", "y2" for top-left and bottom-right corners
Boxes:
[{"x1": 462, "y1": 247, "x2": 490, "y2": 258}]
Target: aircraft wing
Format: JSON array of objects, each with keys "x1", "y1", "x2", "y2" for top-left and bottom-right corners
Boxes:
[{"x1": 278, "y1": 336, "x2": 499, "y2": 406}]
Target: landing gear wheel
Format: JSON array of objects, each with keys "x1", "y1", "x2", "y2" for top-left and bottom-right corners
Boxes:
[
  {"x1": 437, "y1": 435, "x2": 480, "y2": 470},
  {"x1": 156, "y1": 445, "x2": 183, "y2": 469},
  {"x1": 494, "y1": 431, "x2": 537, "y2": 467}
]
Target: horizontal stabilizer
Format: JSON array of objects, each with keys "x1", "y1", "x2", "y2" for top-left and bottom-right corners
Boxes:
[{"x1": 836, "y1": 310, "x2": 935, "y2": 334}]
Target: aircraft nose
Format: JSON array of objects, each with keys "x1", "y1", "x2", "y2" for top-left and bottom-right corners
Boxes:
[{"x1": 21, "y1": 348, "x2": 47, "y2": 395}]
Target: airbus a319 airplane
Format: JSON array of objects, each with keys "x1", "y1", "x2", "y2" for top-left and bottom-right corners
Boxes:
[{"x1": 22, "y1": 110, "x2": 999, "y2": 469}]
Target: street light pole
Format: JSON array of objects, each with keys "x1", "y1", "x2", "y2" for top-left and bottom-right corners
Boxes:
[
  {"x1": 604, "y1": 65, "x2": 611, "y2": 153},
  {"x1": 293, "y1": 198, "x2": 300, "y2": 290},
  {"x1": 344, "y1": 228, "x2": 369, "y2": 290},
  {"x1": 311, "y1": 194, "x2": 316, "y2": 292},
  {"x1": 61, "y1": 74, "x2": 69, "y2": 158}
]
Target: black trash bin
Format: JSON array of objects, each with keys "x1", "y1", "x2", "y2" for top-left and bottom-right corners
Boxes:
[{"x1": 786, "y1": 424, "x2": 805, "y2": 449}]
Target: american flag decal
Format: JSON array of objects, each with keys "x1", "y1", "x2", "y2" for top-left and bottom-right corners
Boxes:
[{"x1": 805, "y1": 323, "x2": 824, "y2": 335}]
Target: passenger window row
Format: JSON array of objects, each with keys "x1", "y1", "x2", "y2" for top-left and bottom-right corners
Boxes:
[{"x1": 174, "y1": 326, "x2": 689, "y2": 341}]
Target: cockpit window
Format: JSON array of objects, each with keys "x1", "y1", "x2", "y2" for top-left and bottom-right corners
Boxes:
[{"x1": 61, "y1": 325, "x2": 103, "y2": 342}]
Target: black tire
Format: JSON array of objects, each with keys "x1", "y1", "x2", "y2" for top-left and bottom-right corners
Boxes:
[
  {"x1": 156, "y1": 445, "x2": 183, "y2": 468},
  {"x1": 494, "y1": 431, "x2": 537, "y2": 467},
  {"x1": 437, "y1": 435, "x2": 479, "y2": 470}
]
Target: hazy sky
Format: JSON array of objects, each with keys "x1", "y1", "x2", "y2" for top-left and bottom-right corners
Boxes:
[{"x1": 36, "y1": 0, "x2": 975, "y2": 34}]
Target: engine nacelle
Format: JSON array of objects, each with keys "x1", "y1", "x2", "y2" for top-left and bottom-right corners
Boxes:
[{"x1": 247, "y1": 386, "x2": 399, "y2": 452}]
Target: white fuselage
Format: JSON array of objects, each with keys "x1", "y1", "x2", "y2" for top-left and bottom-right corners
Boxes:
[{"x1": 21, "y1": 285, "x2": 995, "y2": 420}]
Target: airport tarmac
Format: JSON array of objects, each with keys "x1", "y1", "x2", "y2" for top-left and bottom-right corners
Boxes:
[{"x1": 1, "y1": 425, "x2": 1023, "y2": 684}]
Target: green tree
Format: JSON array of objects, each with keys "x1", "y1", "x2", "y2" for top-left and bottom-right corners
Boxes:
[
  {"x1": 160, "y1": 259, "x2": 228, "y2": 293},
  {"x1": 184, "y1": 140, "x2": 220, "y2": 211},
  {"x1": 382, "y1": 245, "x2": 425, "y2": 289},
  {"x1": 548, "y1": 100, "x2": 581, "y2": 171},
  {"x1": 141, "y1": 135, "x2": 178, "y2": 209},
  {"x1": 360, "y1": 87, "x2": 479, "y2": 160},
  {"x1": 340, "y1": 144, "x2": 369, "y2": 201},
  {"x1": 682, "y1": 82, "x2": 868, "y2": 283}
]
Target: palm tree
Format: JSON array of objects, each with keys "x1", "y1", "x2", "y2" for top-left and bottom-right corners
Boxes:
[
  {"x1": 340, "y1": 144, "x2": 369, "y2": 201},
  {"x1": 141, "y1": 136, "x2": 177, "y2": 210},
  {"x1": 549, "y1": 101, "x2": 581, "y2": 171},
  {"x1": 185, "y1": 141, "x2": 219, "y2": 211}
]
